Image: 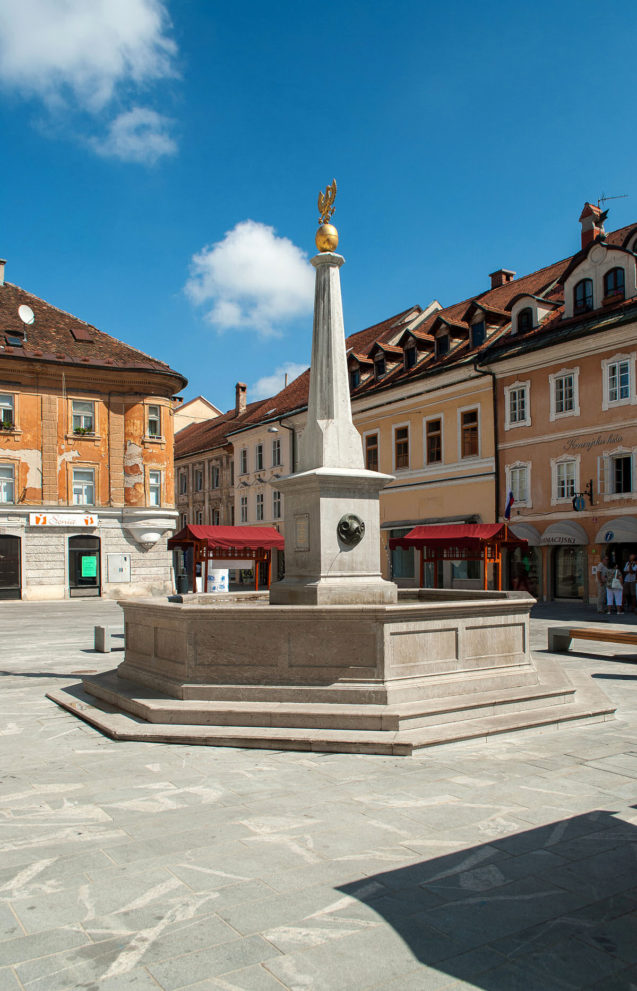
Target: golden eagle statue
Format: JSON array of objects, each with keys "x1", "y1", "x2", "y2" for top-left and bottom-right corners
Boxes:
[{"x1": 318, "y1": 179, "x2": 337, "y2": 225}]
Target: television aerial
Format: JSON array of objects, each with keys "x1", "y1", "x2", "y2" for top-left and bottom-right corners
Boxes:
[{"x1": 18, "y1": 304, "x2": 34, "y2": 325}]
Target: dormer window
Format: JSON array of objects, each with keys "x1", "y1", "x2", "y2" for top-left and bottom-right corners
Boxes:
[
  {"x1": 404, "y1": 345, "x2": 417, "y2": 369},
  {"x1": 350, "y1": 367, "x2": 360, "y2": 390},
  {"x1": 435, "y1": 335, "x2": 449, "y2": 358},
  {"x1": 517, "y1": 308, "x2": 533, "y2": 334},
  {"x1": 574, "y1": 278, "x2": 594, "y2": 314},
  {"x1": 374, "y1": 355, "x2": 386, "y2": 379},
  {"x1": 603, "y1": 267, "x2": 625, "y2": 301},
  {"x1": 470, "y1": 321, "x2": 485, "y2": 348}
]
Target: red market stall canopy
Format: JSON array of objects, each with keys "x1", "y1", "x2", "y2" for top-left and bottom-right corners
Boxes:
[
  {"x1": 389, "y1": 523, "x2": 527, "y2": 590},
  {"x1": 168, "y1": 525, "x2": 284, "y2": 591}
]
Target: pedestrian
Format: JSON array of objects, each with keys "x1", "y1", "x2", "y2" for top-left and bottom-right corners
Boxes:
[
  {"x1": 597, "y1": 554, "x2": 610, "y2": 614},
  {"x1": 623, "y1": 553, "x2": 637, "y2": 613},
  {"x1": 606, "y1": 561, "x2": 624, "y2": 615}
]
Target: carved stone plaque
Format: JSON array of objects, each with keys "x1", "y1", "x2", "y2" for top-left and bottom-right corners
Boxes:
[{"x1": 295, "y1": 514, "x2": 310, "y2": 551}]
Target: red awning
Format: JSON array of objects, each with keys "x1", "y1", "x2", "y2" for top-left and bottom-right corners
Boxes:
[
  {"x1": 389, "y1": 524, "x2": 526, "y2": 550},
  {"x1": 168, "y1": 525, "x2": 284, "y2": 552}
]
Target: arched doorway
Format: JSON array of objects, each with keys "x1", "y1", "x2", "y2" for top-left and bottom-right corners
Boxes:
[
  {"x1": 0, "y1": 535, "x2": 21, "y2": 599},
  {"x1": 68, "y1": 535, "x2": 101, "y2": 597}
]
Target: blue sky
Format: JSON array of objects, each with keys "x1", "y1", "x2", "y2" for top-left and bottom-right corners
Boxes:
[{"x1": 1, "y1": 1, "x2": 636, "y2": 412}]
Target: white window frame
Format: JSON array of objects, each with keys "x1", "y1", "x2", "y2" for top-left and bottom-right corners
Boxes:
[
  {"x1": 600, "y1": 448, "x2": 636, "y2": 500},
  {"x1": 0, "y1": 462, "x2": 15, "y2": 503},
  {"x1": 392, "y1": 422, "x2": 410, "y2": 472},
  {"x1": 71, "y1": 399, "x2": 95, "y2": 434},
  {"x1": 423, "y1": 414, "x2": 444, "y2": 466},
  {"x1": 504, "y1": 381, "x2": 531, "y2": 430},
  {"x1": 256, "y1": 492, "x2": 264, "y2": 521},
  {"x1": 240, "y1": 494, "x2": 248, "y2": 523},
  {"x1": 602, "y1": 352, "x2": 636, "y2": 410},
  {"x1": 272, "y1": 438, "x2": 281, "y2": 467},
  {"x1": 148, "y1": 469, "x2": 161, "y2": 507},
  {"x1": 457, "y1": 404, "x2": 481, "y2": 460},
  {"x1": 549, "y1": 368, "x2": 580, "y2": 421},
  {"x1": 551, "y1": 456, "x2": 580, "y2": 505},
  {"x1": 72, "y1": 467, "x2": 95, "y2": 506},
  {"x1": 0, "y1": 393, "x2": 15, "y2": 430},
  {"x1": 505, "y1": 461, "x2": 532, "y2": 508},
  {"x1": 147, "y1": 404, "x2": 161, "y2": 438},
  {"x1": 273, "y1": 489, "x2": 281, "y2": 519},
  {"x1": 240, "y1": 448, "x2": 248, "y2": 475}
]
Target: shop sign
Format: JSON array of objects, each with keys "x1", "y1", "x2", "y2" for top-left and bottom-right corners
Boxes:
[
  {"x1": 81, "y1": 556, "x2": 98, "y2": 578},
  {"x1": 29, "y1": 513, "x2": 99, "y2": 527},
  {"x1": 564, "y1": 433, "x2": 622, "y2": 452},
  {"x1": 540, "y1": 535, "x2": 577, "y2": 545}
]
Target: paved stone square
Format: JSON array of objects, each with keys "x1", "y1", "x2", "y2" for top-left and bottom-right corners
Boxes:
[{"x1": 1, "y1": 599, "x2": 636, "y2": 990}]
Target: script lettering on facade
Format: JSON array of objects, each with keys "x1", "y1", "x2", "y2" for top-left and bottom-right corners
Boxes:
[{"x1": 294, "y1": 514, "x2": 310, "y2": 551}]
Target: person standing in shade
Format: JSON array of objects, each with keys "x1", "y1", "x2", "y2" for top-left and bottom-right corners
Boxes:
[
  {"x1": 606, "y1": 560, "x2": 624, "y2": 615},
  {"x1": 597, "y1": 554, "x2": 610, "y2": 614},
  {"x1": 623, "y1": 553, "x2": 637, "y2": 613}
]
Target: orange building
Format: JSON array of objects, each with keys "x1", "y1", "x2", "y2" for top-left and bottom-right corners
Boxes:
[
  {"x1": 483, "y1": 207, "x2": 637, "y2": 603},
  {"x1": 0, "y1": 259, "x2": 186, "y2": 600}
]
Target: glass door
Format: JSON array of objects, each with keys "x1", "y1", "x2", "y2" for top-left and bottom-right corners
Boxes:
[
  {"x1": 69, "y1": 535, "x2": 101, "y2": 597},
  {"x1": 0, "y1": 535, "x2": 21, "y2": 599}
]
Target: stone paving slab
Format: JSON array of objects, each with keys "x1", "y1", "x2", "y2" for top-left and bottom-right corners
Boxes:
[{"x1": 0, "y1": 599, "x2": 636, "y2": 989}]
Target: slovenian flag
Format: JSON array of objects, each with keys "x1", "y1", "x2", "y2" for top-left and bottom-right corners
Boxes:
[{"x1": 504, "y1": 490, "x2": 514, "y2": 520}]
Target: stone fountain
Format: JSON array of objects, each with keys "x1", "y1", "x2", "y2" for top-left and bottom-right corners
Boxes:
[{"x1": 48, "y1": 184, "x2": 614, "y2": 754}]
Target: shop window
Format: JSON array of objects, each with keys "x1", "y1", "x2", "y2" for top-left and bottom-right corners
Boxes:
[
  {"x1": 72, "y1": 467, "x2": 95, "y2": 505},
  {"x1": 72, "y1": 400, "x2": 94, "y2": 435},
  {"x1": 148, "y1": 470, "x2": 161, "y2": 506},
  {"x1": 0, "y1": 394, "x2": 14, "y2": 429},
  {"x1": 273, "y1": 490, "x2": 281, "y2": 519},
  {"x1": 553, "y1": 546, "x2": 585, "y2": 599},
  {"x1": 147, "y1": 405, "x2": 161, "y2": 437},
  {"x1": 461, "y1": 409, "x2": 479, "y2": 458},
  {"x1": 509, "y1": 546, "x2": 541, "y2": 598},
  {"x1": 0, "y1": 464, "x2": 15, "y2": 503},
  {"x1": 240, "y1": 448, "x2": 248, "y2": 474},
  {"x1": 256, "y1": 492, "x2": 264, "y2": 521},
  {"x1": 574, "y1": 278, "x2": 594, "y2": 313},
  {"x1": 390, "y1": 528, "x2": 415, "y2": 581},
  {"x1": 272, "y1": 438, "x2": 281, "y2": 467},
  {"x1": 365, "y1": 434, "x2": 379, "y2": 471},
  {"x1": 604, "y1": 267, "x2": 625, "y2": 300},
  {"x1": 394, "y1": 426, "x2": 409, "y2": 470},
  {"x1": 426, "y1": 418, "x2": 442, "y2": 464},
  {"x1": 451, "y1": 559, "x2": 481, "y2": 581},
  {"x1": 240, "y1": 495, "x2": 248, "y2": 523}
]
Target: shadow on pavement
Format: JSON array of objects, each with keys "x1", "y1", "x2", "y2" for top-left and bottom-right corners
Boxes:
[{"x1": 338, "y1": 810, "x2": 637, "y2": 990}]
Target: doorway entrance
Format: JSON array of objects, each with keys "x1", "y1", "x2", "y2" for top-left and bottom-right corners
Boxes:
[
  {"x1": 69, "y1": 535, "x2": 101, "y2": 597},
  {"x1": 0, "y1": 535, "x2": 21, "y2": 599}
]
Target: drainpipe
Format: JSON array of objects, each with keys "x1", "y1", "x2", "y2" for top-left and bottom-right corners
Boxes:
[{"x1": 474, "y1": 358, "x2": 499, "y2": 523}]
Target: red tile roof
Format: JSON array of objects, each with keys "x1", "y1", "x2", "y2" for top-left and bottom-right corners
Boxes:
[{"x1": 0, "y1": 279, "x2": 186, "y2": 386}]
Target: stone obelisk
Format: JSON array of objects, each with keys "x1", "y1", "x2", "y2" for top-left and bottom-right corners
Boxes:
[{"x1": 270, "y1": 181, "x2": 397, "y2": 605}]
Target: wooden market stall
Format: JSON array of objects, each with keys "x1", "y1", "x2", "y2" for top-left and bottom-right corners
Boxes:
[
  {"x1": 168, "y1": 525, "x2": 285, "y2": 592},
  {"x1": 388, "y1": 523, "x2": 527, "y2": 591}
]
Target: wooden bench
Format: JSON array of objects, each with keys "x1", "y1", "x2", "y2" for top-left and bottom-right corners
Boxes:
[
  {"x1": 94, "y1": 625, "x2": 125, "y2": 653},
  {"x1": 548, "y1": 626, "x2": 637, "y2": 653}
]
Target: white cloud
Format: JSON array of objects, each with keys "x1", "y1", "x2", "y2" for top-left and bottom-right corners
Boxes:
[
  {"x1": 251, "y1": 362, "x2": 308, "y2": 401},
  {"x1": 91, "y1": 107, "x2": 176, "y2": 164},
  {"x1": 0, "y1": 0, "x2": 176, "y2": 111},
  {"x1": 185, "y1": 221, "x2": 315, "y2": 338}
]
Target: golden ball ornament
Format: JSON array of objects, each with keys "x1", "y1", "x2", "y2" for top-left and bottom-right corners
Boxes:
[{"x1": 315, "y1": 223, "x2": 339, "y2": 252}]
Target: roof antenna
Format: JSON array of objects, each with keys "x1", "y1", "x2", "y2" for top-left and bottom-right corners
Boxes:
[{"x1": 597, "y1": 191, "x2": 628, "y2": 209}]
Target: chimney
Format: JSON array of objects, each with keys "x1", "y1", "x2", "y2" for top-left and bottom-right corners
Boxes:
[
  {"x1": 489, "y1": 268, "x2": 516, "y2": 290},
  {"x1": 0, "y1": 260, "x2": 5, "y2": 287},
  {"x1": 235, "y1": 382, "x2": 247, "y2": 415},
  {"x1": 579, "y1": 202, "x2": 606, "y2": 250}
]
